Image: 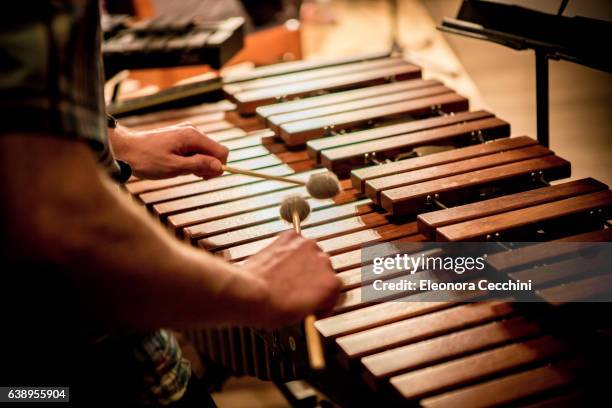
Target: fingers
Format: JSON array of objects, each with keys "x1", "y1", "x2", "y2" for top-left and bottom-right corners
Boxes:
[
  {"x1": 244, "y1": 230, "x2": 341, "y2": 328},
  {"x1": 314, "y1": 252, "x2": 341, "y2": 311},
  {"x1": 288, "y1": 237, "x2": 339, "y2": 312},
  {"x1": 318, "y1": 283, "x2": 342, "y2": 312},
  {"x1": 279, "y1": 231, "x2": 324, "y2": 253},
  {"x1": 178, "y1": 154, "x2": 224, "y2": 179},
  {"x1": 274, "y1": 229, "x2": 302, "y2": 245},
  {"x1": 177, "y1": 124, "x2": 229, "y2": 164}
]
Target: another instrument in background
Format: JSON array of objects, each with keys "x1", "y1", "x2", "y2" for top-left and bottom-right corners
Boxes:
[
  {"x1": 118, "y1": 52, "x2": 611, "y2": 407},
  {"x1": 102, "y1": 15, "x2": 245, "y2": 77}
]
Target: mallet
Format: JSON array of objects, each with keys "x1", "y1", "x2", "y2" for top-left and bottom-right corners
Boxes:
[
  {"x1": 279, "y1": 194, "x2": 326, "y2": 370},
  {"x1": 222, "y1": 165, "x2": 340, "y2": 199}
]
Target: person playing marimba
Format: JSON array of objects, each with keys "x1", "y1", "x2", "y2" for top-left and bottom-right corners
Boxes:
[{"x1": 0, "y1": 1, "x2": 340, "y2": 406}]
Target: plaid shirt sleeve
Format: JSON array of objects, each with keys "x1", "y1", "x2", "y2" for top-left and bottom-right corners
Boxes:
[
  {"x1": 0, "y1": 0, "x2": 127, "y2": 181},
  {"x1": 131, "y1": 330, "x2": 193, "y2": 406}
]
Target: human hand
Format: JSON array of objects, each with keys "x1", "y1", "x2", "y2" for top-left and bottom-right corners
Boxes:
[
  {"x1": 241, "y1": 230, "x2": 341, "y2": 329},
  {"x1": 110, "y1": 122, "x2": 229, "y2": 179}
]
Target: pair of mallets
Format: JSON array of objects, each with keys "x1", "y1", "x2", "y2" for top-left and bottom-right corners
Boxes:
[{"x1": 223, "y1": 165, "x2": 341, "y2": 370}]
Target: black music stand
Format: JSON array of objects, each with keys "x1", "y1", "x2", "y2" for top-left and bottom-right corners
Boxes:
[{"x1": 437, "y1": 0, "x2": 612, "y2": 147}]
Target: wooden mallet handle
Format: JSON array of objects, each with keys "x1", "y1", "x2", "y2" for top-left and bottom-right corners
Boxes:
[
  {"x1": 304, "y1": 315, "x2": 325, "y2": 370},
  {"x1": 223, "y1": 165, "x2": 305, "y2": 186},
  {"x1": 291, "y1": 210, "x2": 326, "y2": 371}
]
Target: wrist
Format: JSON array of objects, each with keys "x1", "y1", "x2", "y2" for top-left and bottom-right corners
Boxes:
[
  {"x1": 108, "y1": 124, "x2": 133, "y2": 160},
  {"x1": 221, "y1": 264, "x2": 270, "y2": 326}
]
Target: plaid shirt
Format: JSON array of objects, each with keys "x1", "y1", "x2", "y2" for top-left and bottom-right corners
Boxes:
[
  {"x1": 132, "y1": 330, "x2": 193, "y2": 405},
  {"x1": 0, "y1": 1, "x2": 191, "y2": 404}
]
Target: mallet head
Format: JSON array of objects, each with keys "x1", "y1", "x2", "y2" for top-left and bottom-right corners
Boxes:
[
  {"x1": 306, "y1": 172, "x2": 340, "y2": 199},
  {"x1": 280, "y1": 194, "x2": 311, "y2": 224}
]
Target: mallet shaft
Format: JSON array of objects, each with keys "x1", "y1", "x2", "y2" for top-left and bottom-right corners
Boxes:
[
  {"x1": 291, "y1": 209, "x2": 325, "y2": 371},
  {"x1": 222, "y1": 165, "x2": 305, "y2": 186},
  {"x1": 291, "y1": 211, "x2": 302, "y2": 234}
]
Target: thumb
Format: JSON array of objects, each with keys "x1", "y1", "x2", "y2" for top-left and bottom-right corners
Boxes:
[{"x1": 179, "y1": 154, "x2": 224, "y2": 179}]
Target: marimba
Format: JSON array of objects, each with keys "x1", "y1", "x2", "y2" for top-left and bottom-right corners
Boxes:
[{"x1": 118, "y1": 53, "x2": 612, "y2": 407}]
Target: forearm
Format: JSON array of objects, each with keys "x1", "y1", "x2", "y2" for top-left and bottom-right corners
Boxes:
[
  {"x1": 1, "y1": 134, "x2": 265, "y2": 330},
  {"x1": 57, "y1": 175, "x2": 266, "y2": 330}
]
